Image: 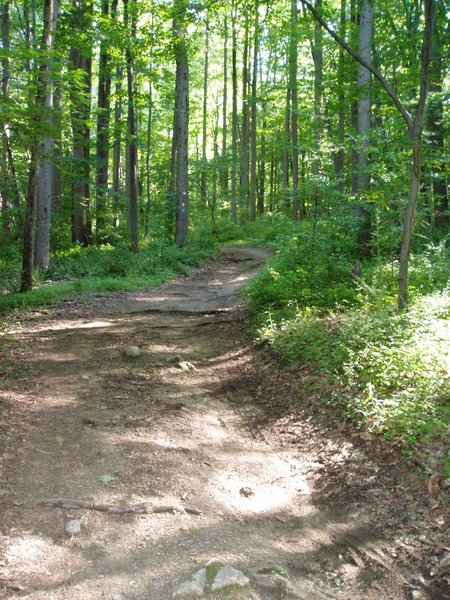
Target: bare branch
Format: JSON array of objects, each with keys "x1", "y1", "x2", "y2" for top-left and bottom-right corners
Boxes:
[{"x1": 299, "y1": 0, "x2": 414, "y2": 132}]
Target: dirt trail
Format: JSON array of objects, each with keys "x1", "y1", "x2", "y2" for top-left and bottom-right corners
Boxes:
[{"x1": 0, "y1": 246, "x2": 447, "y2": 600}]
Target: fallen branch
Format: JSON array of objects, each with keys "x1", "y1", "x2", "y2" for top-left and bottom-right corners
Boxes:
[{"x1": 39, "y1": 498, "x2": 201, "y2": 516}]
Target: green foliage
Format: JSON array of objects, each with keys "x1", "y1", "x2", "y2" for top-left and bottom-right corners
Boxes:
[
  {"x1": 0, "y1": 236, "x2": 217, "y2": 313},
  {"x1": 246, "y1": 217, "x2": 449, "y2": 463}
]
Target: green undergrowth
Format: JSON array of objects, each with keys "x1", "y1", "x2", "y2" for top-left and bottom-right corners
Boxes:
[
  {"x1": 0, "y1": 237, "x2": 218, "y2": 314},
  {"x1": 240, "y1": 214, "x2": 449, "y2": 473}
]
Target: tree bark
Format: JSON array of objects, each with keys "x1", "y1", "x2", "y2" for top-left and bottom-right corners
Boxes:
[
  {"x1": 355, "y1": 0, "x2": 374, "y2": 257},
  {"x1": 249, "y1": 4, "x2": 259, "y2": 222},
  {"x1": 336, "y1": 0, "x2": 346, "y2": 179},
  {"x1": 239, "y1": 13, "x2": 250, "y2": 224},
  {"x1": 20, "y1": 0, "x2": 54, "y2": 291},
  {"x1": 282, "y1": 86, "x2": 290, "y2": 210},
  {"x1": 221, "y1": 15, "x2": 228, "y2": 194},
  {"x1": 174, "y1": 0, "x2": 189, "y2": 246},
  {"x1": 112, "y1": 64, "x2": 122, "y2": 228},
  {"x1": 312, "y1": 0, "x2": 322, "y2": 214},
  {"x1": 124, "y1": 0, "x2": 139, "y2": 252},
  {"x1": 200, "y1": 17, "x2": 209, "y2": 206},
  {"x1": 290, "y1": 0, "x2": 299, "y2": 221},
  {"x1": 1, "y1": 0, "x2": 11, "y2": 233},
  {"x1": 144, "y1": 81, "x2": 152, "y2": 238},
  {"x1": 231, "y1": 0, "x2": 237, "y2": 223}
]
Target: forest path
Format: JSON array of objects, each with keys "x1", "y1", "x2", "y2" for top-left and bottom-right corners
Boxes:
[{"x1": 0, "y1": 246, "x2": 445, "y2": 599}]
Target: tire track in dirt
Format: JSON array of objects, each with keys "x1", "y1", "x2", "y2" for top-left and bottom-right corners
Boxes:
[{"x1": 0, "y1": 246, "x2": 446, "y2": 599}]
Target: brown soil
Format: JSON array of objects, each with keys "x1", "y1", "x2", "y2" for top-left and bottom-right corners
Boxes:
[{"x1": 0, "y1": 245, "x2": 448, "y2": 600}]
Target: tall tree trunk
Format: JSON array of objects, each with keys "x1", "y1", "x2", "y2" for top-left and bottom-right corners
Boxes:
[
  {"x1": 20, "y1": 0, "x2": 54, "y2": 292},
  {"x1": 34, "y1": 0, "x2": 59, "y2": 270},
  {"x1": 231, "y1": 0, "x2": 237, "y2": 223},
  {"x1": 312, "y1": 0, "x2": 322, "y2": 215},
  {"x1": 239, "y1": 12, "x2": 250, "y2": 224},
  {"x1": 355, "y1": 0, "x2": 374, "y2": 257},
  {"x1": 69, "y1": 0, "x2": 92, "y2": 246},
  {"x1": 350, "y1": 0, "x2": 359, "y2": 195},
  {"x1": 282, "y1": 86, "x2": 291, "y2": 210},
  {"x1": 112, "y1": 64, "x2": 122, "y2": 227},
  {"x1": 52, "y1": 78, "x2": 62, "y2": 213},
  {"x1": 167, "y1": 106, "x2": 177, "y2": 236},
  {"x1": 1, "y1": 0, "x2": 11, "y2": 233},
  {"x1": 95, "y1": 0, "x2": 117, "y2": 241},
  {"x1": 336, "y1": 0, "x2": 346, "y2": 179},
  {"x1": 174, "y1": 0, "x2": 189, "y2": 246},
  {"x1": 200, "y1": 17, "x2": 209, "y2": 206},
  {"x1": 427, "y1": 20, "x2": 448, "y2": 230},
  {"x1": 249, "y1": 4, "x2": 259, "y2": 222},
  {"x1": 144, "y1": 81, "x2": 152, "y2": 238},
  {"x1": 221, "y1": 15, "x2": 228, "y2": 194},
  {"x1": 290, "y1": 0, "x2": 299, "y2": 221},
  {"x1": 124, "y1": 0, "x2": 138, "y2": 252}
]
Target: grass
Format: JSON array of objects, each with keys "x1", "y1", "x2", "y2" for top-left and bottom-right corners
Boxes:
[{"x1": 0, "y1": 237, "x2": 218, "y2": 314}]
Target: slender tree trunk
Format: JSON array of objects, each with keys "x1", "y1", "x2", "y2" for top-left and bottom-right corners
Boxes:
[
  {"x1": 174, "y1": 0, "x2": 189, "y2": 246},
  {"x1": 290, "y1": 0, "x2": 299, "y2": 221},
  {"x1": 124, "y1": 0, "x2": 138, "y2": 252},
  {"x1": 20, "y1": 0, "x2": 54, "y2": 292},
  {"x1": 282, "y1": 86, "x2": 291, "y2": 210},
  {"x1": 52, "y1": 78, "x2": 62, "y2": 213},
  {"x1": 200, "y1": 17, "x2": 209, "y2": 206},
  {"x1": 355, "y1": 0, "x2": 374, "y2": 257},
  {"x1": 221, "y1": 15, "x2": 228, "y2": 194},
  {"x1": 239, "y1": 13, "x2": 250, "y2": 224},
  {"x1": 95, "y1": 0, "x2": 117, "y2": 241},
  {"x1": 69, "y1": 0, "x2": 92, "y2": 246},
  {"x1": 144, "y1": 81, "x2": 152, "y2": 238},
  {"x1": 312, "y1": 0, "x2": 322, "y2": 214},
  {"x1": 249, "y1": 5, "x2": 259, "y2": 222},
  {"x1": 34, "y1": 0, "x2": 59, "y2": 270},
  {"x1": 427, "y1": 22, "x2": 448, "y2": 230},
  {"x1": 1, "y1": 0, "x2": 11, "y2": 232},
  {"x1": 167, "y1": 105, "x2": 177, "y2": 236},
  {"x1": 350, "y1": 0, "x2": 359, "y2": 195},
  {"x1": 112, "y1": 64, "x2": 122, "y2": 227},
  {"x1": 336, "y1": 0, "x2": 346, "y2": 178},
  {"x1": 231, "y1": 0, "x2": 237, "y2": 223},
  {"x1": 398, "y1": 0, "x2": 435, "y2": 308}
]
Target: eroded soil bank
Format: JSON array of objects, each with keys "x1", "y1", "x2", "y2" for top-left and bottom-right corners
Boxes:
[{"x1": 0, "y1": 246, "x2": 448, "y2": 599}]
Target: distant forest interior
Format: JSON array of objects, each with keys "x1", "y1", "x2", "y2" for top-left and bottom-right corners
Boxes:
[{"x1": 0, "y1": 1, "x2": 449, "y2": 460}]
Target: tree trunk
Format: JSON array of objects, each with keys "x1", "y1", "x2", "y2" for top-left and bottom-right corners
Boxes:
[
  {"x1": 69, "y1": 0, "x2": 92, "y2": 246},
  {"x1": 1, "y1": 0, "x2": 11, "y2": 233},
  {"x1": 290, "y1": 0, "x2": 299, "y2": 221},
  {"x1": 34, "y1": 0, "x2": 59, "y2": 270},
  {"x1": 144, "y1": 81, "x2": 152, "y2": 238},
  {"x1": 174, "y1": 0, "x2": 189, "y2": 246},
  {"x1": 239, "y1": 13, "x2": 250, "y2": 224},
  {"x1": 336, "y1": 0, "x2": 346, "y2": 179},
  {"x1": 249, "y1": 5, "x2": 259, "y2": 222},
  {"x1": 124, "y1": 0, "x2": 138, "y2": 252},
  {"x1": 312, "y1": 0, "x2": 322, "y2": 214},
  {"x1": 95, "y1": 0, "x2": 117, "y2": 242},
  {"x1": 167, "y1": 106, "x2": 177, "y2": 236},
  {"x1": 350, "y1": 0, "x2": 359, "y2": 195},
  {"x1": 52, "y1": 77, "x2": 62, "y2": 213},
  {"x1": 427, "y1": 20, "x2": 448, "y2": 230},
  {"x1": 112, "y1": 64, "x2": 122, "y2": 228},
  {"x1": 355, "y1": 0, "x2": 374, "y2": 257},
  {"x1": 20, "y1": 0, "x2": 54, "y2": 292},
  {"x1": 282, "y1": 86, "x2": 290, "y2": 210},
  {"x1": 221, "y1": 15, "x2": 228, "y2": 194},
  {"x1": 200, "y1": 17, "x2": 209, "y2": 206},
  {"x1": 231, "y1": 0, "x2": 237, "y2": 223}
]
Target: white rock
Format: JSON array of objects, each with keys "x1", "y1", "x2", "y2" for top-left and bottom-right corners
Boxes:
[
  {"x1": 211, "y1": 565, "x2": 249, "y2": 591},
  {"x1": 172, "y1": 568, "x2": 206, "y2": 598},
  {"x1": 125, "y1": 345, "x2": 140, "y2": 358},
  {"x1": 411, "y1": 591, "x2": 426, "y2": 600},
  {"x1": 65, "y1": 517, "x2": 85, "y2": 535}
]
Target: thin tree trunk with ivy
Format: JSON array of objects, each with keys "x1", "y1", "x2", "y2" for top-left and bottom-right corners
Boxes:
[{"x1": 290, "y1": 0, "x2": 299, "y2": 221}]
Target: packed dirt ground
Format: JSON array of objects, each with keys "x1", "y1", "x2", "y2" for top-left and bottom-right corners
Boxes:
[{"x1": 0, "y1": 246, "x2": 448, "y2": 599}]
